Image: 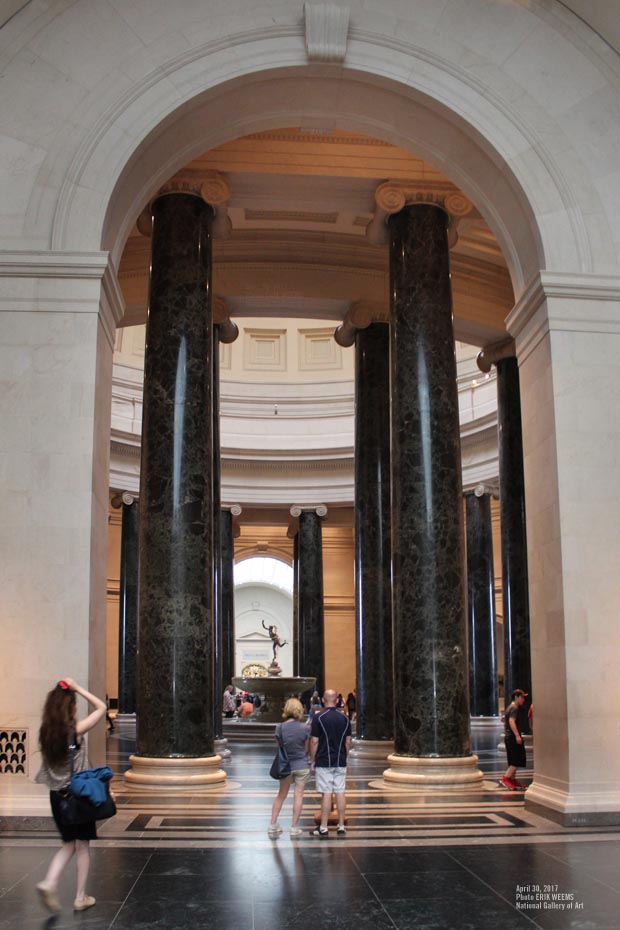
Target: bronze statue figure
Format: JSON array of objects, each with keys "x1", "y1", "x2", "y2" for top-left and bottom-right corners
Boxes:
[{"x1": 262, "y1": 620, "x2": 288, "y2": 663}]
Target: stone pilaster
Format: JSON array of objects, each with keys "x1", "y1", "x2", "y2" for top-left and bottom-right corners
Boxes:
[{"x1": 221, "y1": 504, "x2": 240, "y2": 689}]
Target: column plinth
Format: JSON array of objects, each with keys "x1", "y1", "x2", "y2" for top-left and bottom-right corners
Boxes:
[
  {"x1": 383, "y1": 754, "x2": 484, "y2": 789},
  {"x1": 125, "y1": 754, "x2": 226, "y2": 790},
  {"x1": 349, "y1": 739, "x2": 395, "y2": 761}
]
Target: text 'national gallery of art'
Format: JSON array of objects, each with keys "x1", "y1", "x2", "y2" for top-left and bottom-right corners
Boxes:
[{"x1": 2, "y1": 0, "x2": 620, "y2": 843}]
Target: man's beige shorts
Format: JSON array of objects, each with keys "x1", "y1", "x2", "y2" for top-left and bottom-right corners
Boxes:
[{"x1": 315, "y1": 766, "x2": 347, "y2": 794}]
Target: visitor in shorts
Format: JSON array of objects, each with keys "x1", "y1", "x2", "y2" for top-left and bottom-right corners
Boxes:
[
  {"x1": 499, "y1": 688, "x2": 528, "y2": 790},
  {"x1": 309, "y1": 689, "x2": 351, "y2": 838}
]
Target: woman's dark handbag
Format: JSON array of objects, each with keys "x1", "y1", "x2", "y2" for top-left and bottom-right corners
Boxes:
[
  {"x1": 269, "y1": 736, "x2": 291, "y2": 780},
  {"x1": 57, "y1": 739, "x2": 117, "y2": 826}
]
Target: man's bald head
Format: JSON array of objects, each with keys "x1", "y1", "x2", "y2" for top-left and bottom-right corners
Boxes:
[{"x1": 322, "y1": 690, "x2": 337, "y2": 706}]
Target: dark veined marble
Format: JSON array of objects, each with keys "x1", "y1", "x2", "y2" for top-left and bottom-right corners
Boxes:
[
  {"x1": 220, "y1": 508, "x2": 236, "y2": 689},
  {"x1": 497, "y1": 356, "x2": 532, "y2": 725},
  {"x1": 354, "y1": 323, "x2": 393, "y2": 742},
  {"x1": 213, "y1": 327, "x2": 223, "y2": 738},
  {"x1": 118, "y1": 497, "x2": 139, "y2": 715},
  {"x1": 137, "y1": 191, "x2": 215, "y2": 758},
  {"x1": 388, "y1": 203, "x2": 471, "y2": 758},
  {"x1": 298, "y1": 511, "x2": 325, "y2": 695},
  {"x1": 465, "y1": 490, "x2": 499, "y2": 717},
  {"x1": 293, "y1": 532, "x2": 299, "y2": 677}
]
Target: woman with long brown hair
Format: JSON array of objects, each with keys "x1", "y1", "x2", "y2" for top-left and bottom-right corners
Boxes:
[{"x1": 34, "y1": 677, "x2": 106, "y2": 913}]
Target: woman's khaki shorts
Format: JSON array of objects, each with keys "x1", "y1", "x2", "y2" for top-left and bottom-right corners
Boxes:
[{"x1": 288, "y1": 768, "x2": 310, "y2": 785}]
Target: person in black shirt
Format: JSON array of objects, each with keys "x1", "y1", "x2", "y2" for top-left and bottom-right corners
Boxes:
[{"x1": 309, "y1": 690, "x2": 352, "y2": 837}]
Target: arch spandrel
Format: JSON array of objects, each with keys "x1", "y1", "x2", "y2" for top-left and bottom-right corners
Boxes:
[{"x1": 0, "y1": 1, "x2": 616, "y2": 292}]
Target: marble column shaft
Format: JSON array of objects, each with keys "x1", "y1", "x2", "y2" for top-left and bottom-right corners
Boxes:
[
  {"x1": 220, "y1": 508, "x2": 236, "y2": 689},
  {"x1": 389, "y1": 204, "x2": 471, "y2": 758},
  {"x1": 298, "y1": 511, "x2": 325, "y2": 695},
  {"x1": 497, "y1": 355, "x2": 532, "y2": 714},
  {"x1": 354, "y1": 323, "x2": 393, "y2": 742},
  {"x1": 293, "y1": 532, "x2": 299, "y2": 677},
  {"x1": 118, "y1": 497, "x2": 139, "y2": 715},
  {"x1": 465, "y1": 491, "x2": 499, "y2": 717},
  {"x1": 137, "y1": 191, "x2": 215, "y2": 758},
  {"x1": 213, "y1": 327, "x2": 223, "y2": 739}
]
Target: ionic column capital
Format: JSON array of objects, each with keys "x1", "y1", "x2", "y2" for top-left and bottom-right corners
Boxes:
[
  {"x1": 476, "y1": 337, "x2": 516, "y2": 373},
  {"x1": 367, "y1": 181, "x2": 477, "y2": 247},
  {"x1": 137, "y1": 171, "x2": 232, "y2": 238},
  {"x1": 334, "y1": 300, "x2": 388, "y2": 347},
  {"x1": 290, "y1": 504, "x2": 328, "y2": 518},
  {"x1": 111, "y1": 491, "x2": 138, "y2": 508},
  {"x1": 213, "y1": 296, "x2": 239, "y2": 344},
  {"x1": 464, "y1": 482, "x2": 499, "y2": 499}
]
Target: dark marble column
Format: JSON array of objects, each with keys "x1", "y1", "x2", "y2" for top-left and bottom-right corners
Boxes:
[
  {"x1": 128, "y1": 186, "x2": 224, "y2": 786},
  {"x1": 212, "y1": 327, "x2": 223, "y2": 743},
  {"x1": 117, "y1": 493, "x2": 139, "y2": 716},
  {"x1": 353, "y1": 323, "x2": 393, "y2": 751},
  {"x1": 297, "y1": 508, "x2": 325, "y2": 696},
  {"x1": 465, "y1": 487, "x2": 499, "y2": 718},
  {"x1": 220, "y1": 507, "x2": 237, "y2": 689},
  {"x1": 497, "y1": 355, "x2": 532, "y2": 727},
  {"x1": 385, "y1": 203, "x2": 481, "y2": 787},
  {"x1": 292, "y1": 532, "x2": 299, "y2": 677}
]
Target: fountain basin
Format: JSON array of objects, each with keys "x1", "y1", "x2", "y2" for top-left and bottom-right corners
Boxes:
[{"x1": 232, "y1": 676, "x2": 316, "y2": 722}]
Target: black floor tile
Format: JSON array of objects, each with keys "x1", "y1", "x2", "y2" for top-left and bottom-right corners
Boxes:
[
  {"x1": 364, "y1": 868, "x2": 488, "y2": 901},
  {"x1": 254, "y1": 898, "x2": 395, "y2": 930},
  {"x1": 111, "y1": 898, "x2": 253, "y2": 930},
  {"x1": 383, "y1": 895, "x2": 538, "y2": 930}
]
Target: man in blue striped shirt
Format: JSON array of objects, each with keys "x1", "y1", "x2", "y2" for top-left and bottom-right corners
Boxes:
[{"x1": 309, "y1": 690, "x2": 352, "y2": 837}]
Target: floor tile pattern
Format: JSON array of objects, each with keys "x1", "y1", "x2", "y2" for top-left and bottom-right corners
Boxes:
[{"x1": 2, "y1": 722, "x2": 620, "y2": 929}]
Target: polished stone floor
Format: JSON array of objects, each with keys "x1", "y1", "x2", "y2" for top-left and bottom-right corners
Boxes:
[{"x1": 2, "y1": 721, "x2": 620, "y2": 929}]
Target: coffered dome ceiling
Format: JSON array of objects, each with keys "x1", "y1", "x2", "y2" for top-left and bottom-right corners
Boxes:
[{"x1": 118, "y1": 128, "x2": 514, "y2": 347}]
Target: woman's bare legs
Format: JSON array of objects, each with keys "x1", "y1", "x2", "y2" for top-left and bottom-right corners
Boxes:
[
  {"x1": 270, "y1": 778, "x2": 291, "y2": 826},
  {"x1": 291, "y1": 782, "x2": 306, "y2": 828},
  {"x1": 74, "y1": 840, "x2": 90, "y2": 900},
  {"x1": 44, "y1": 841, "x2": 75, "y2": 886}
]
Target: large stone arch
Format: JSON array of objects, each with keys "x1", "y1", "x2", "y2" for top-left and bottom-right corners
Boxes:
[{"x1": 2, "y1": 0, "x2": 620, "y2": 821}]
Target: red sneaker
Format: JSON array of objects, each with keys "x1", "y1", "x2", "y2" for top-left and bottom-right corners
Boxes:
[
  {"x1": 498, "y1": 777, "x2": 516, "y2": 790},
  {"x1": 513, "y1": 781, "x2": 526, "y2": 790}
]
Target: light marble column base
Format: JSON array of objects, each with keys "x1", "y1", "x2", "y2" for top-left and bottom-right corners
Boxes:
[
  {"x1": 124, "y1": 754, "x2": 226, "y2": 789},
  {"x1": 525, "y1": 781, "x2": 620, "y2": 827},
  {"x1": 214, "y1": 738, "x2": 231, "y2": 759},
  {"x1": 383, "y1": 753, "x2": 484, "y2": 789},
  {"x1": 349, "y1": 739, "x2": 394, "y2": 760},
  {"x1": 470, "y1": 716, "x2": 502, "y2": 728}
]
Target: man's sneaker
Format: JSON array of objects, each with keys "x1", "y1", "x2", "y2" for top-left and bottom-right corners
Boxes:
[
  {"x1": 290, "y1": 827, "x2": 303, "y2": 837},
  {"x1": 312, "y1": 826, "x2": 329, "y2": 838},
  {"x1": 267, "y1": 824, "x2": 283, "y2": 837},
  {"x1": 498, "y1": 777, "x2": 516, "y2": 790},
  {"x1": 336, "y1": 825, "x2": 346, "y2": 837},
  {"x1": 513, "y1": 780, "x2": 526, "y2": 790}
]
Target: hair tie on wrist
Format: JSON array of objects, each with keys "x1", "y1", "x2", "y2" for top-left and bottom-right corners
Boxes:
[{"x1": 58, "y1": 680, "x2": 69, "y2": 690}]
